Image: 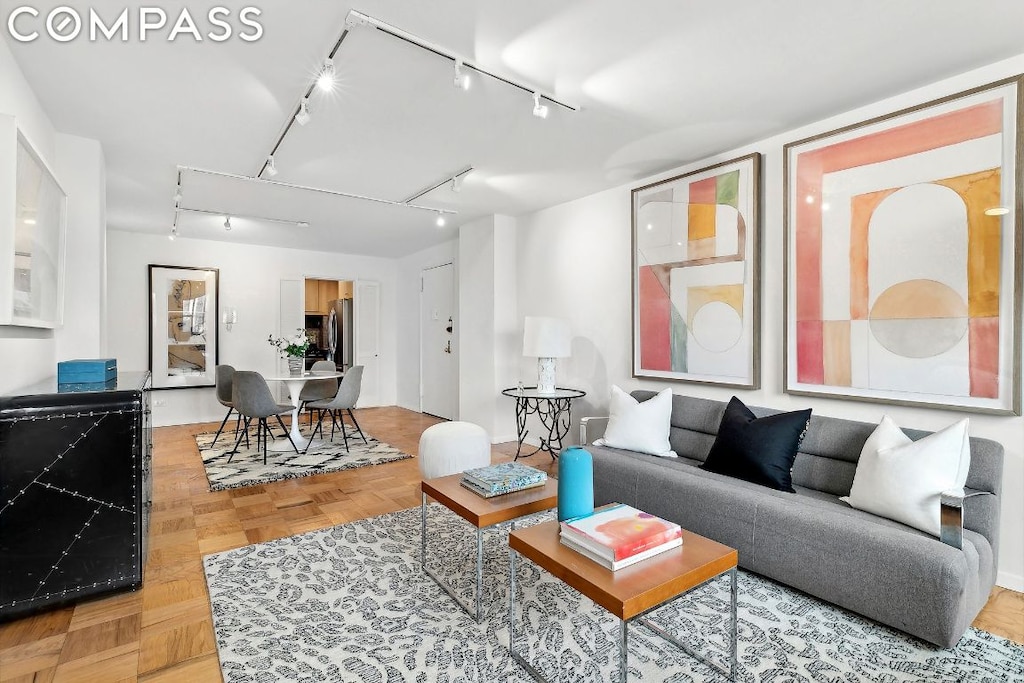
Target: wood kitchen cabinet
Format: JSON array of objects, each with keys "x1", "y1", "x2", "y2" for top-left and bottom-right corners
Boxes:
[
  {"x1": 304, "y1": 279, "x2": 348, "y2": 314},
  {"x1": 318, "y1": 280, "x2": 339, "y2": 313},
  {"x1": 304, "y1": 279, "x2": 320, "y2": 313}
]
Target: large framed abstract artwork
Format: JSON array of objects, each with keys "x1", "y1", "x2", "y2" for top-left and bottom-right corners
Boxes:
[
  {"x1": 785, "y1": 76, "x2": 1022, "y2": 415},
  {"x1": 148, "y1": 265, "x2": 219, "y2": 390},
  {"x1": 632, "y1": 153, "x2": 761, "y2": 388}
]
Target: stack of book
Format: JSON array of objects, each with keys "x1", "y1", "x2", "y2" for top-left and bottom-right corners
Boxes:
[
  {"x1": 460, "y1": 462, "x2": 547, "y2": 498},
  {"x1": 560, "y1": 504, "x2": 683, "y2": 570}
]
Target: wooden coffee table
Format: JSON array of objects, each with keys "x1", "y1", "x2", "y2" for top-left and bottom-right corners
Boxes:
[
  {"x1": 421, "y1": 474, "x2": 558, "y2": 622},
  {"x1": 509, "y1": 518, "x2": 739, "y2": 682}
]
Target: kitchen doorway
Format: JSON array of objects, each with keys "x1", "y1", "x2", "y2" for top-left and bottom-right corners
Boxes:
[{"x1": 303, "y1": 278, "x2": 353, "y2": 373}]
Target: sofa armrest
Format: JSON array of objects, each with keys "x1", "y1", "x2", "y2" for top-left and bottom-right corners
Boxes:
[
  {"x1": 940, "y1": 487, "x2": 991, "y2": 550},
  {"x1": 579, "y1": 417, "x2": 609, "y2": 446}
]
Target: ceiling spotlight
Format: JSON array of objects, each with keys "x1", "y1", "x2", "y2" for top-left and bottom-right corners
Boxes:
[
  {"x1": 173, "y1": 188, "x2": 183, "y2": 203},
  {"x1": 297, "y1": 221, "x2": 310, "y2": 228},
  {"x1": 453, "y1": 59, "x2": 469, "y2": 90},
  {"x1": 265, "y1": 155, "x2": 279, "y2": 177},
  {"x1": 317, "y1": 58, "x2": 336, "y2": 92},
  {"x1": 435, "y1": 212, "x2": 446, "y2": 227},
  {"x1": 295, "y1": 98, "x2": 311, "y2": 126},
  {"x1": 224, "y1": 216, "x2": 232, "y2": 231},
  {"x1": 532, "y1": 92, "x2": 549, "y2": 119},
  {"x1": 985, "y1": 206, "x2": 1010, "y2": 216},
  {"x1": 168, "y1": 230, "x2": 177, "y2": 241},
  {"x1": 24, "y1": 218, "x2": 37, "y2": 225},
  {"x1": 451, "y1": 175, "x2": 463, "y2": 193}
]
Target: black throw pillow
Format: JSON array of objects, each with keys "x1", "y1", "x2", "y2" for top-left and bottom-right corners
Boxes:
[{"x1": 700, "y1": 396, "x2": 811, "y2": 493}]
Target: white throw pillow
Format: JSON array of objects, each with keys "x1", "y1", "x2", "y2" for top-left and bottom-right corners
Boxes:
[
  {"x1": 594, "y1": 385, "x2": 676, "y2": 458},
  {"x1": 841, "y1": 416, "x2": 971, "y2": 536}
]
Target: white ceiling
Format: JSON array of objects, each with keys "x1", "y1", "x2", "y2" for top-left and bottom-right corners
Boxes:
[{"x1": 7, "y1": 1, "x2": 1024, "y2": 257}]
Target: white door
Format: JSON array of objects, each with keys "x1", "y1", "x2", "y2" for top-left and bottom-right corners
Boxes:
[
  {"x1": 354, "y1": 280, "x2": 381, "y2": 407},
  {"x1": 279, "y1": 279, "x2": 303, "y2": 376},
  {"x1": 421, "y1": 263, "x2": 456, "y2": 419}
]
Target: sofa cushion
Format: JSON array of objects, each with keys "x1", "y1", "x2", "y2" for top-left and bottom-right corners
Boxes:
[
  {"x1": 597, "y1": 386, "x2": 675, "y2": 457},
  {"x1": 841, "y1": 416, "x2": 971, "y2": 536},
  {"x1": 700, "y1": 396, "x2": 811, "y2": 492}
]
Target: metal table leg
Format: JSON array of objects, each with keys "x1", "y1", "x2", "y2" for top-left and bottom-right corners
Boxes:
[
  {"x1": 508, "y1": 559, "x2": 739, "y2": 682},
  {"x1": 619, "y1": 619, "x2": 628, "y2": 683},
  {"x1": 421, "y1": 500, "x2": 486, "y2": 623},
  {"x1": 634, "y1": 567, "x2": 739, "y2": 681}
]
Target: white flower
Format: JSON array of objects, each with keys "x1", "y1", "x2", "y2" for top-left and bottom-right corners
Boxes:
[{"x1": 289, "y1": 333, "x2": 307, "y2": 346}]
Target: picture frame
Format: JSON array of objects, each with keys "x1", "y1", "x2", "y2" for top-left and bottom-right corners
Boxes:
[
  {"x1": 148, "y1": 264, "x2": 220, "y2": 390},
  {"x1": 0, "y1": 115, "x2": 68, "y2": 328},
  {"x1": 632, "y1": 153, "x2": 762, "y2": 388},
  {"x1": 784, "y1": 76, "x2": 1023, "y2": 415}
]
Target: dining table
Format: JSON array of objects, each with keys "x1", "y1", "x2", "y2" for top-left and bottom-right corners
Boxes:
[{"x1": 264, "y1": 369, "x2": 343, "y2": 452}]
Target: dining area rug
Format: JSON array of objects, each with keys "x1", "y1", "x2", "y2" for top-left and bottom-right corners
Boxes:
[
  {"x1": 203, "y1": 506, "x2": 1023, "y2": 682},
  {"x1": 195, "y1": 424, "x2": 412, "y2": 491}
]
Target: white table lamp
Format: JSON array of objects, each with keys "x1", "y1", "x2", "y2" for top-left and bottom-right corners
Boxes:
[{"x1": 523, "y1": 316, "x2": 571, "y2": 394}]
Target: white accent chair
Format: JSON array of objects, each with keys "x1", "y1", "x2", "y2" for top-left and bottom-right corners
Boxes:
[{"x1": 418, "y1": 421, "x2": 491, "y2": 479}]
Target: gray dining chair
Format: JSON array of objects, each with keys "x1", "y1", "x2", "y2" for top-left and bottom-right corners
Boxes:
[
  {"x1": 299, "y1": 360, "x2": 339, "y2": 425},
  {"x1": 211, "y1": 364, "x2": 238, "y2": 447},
  {"x1": 229, "y1": 371, "x2": 298, "y2": 464},
  {"x1": 305, "y1": 365, "x2": 367, "y2": 453}
]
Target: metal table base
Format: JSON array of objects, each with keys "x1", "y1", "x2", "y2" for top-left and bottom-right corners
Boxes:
[
  {"x1": 509, "y1": 549, "x2": 738, "y2": 682},
  {"x1": 421, "y1": 493, "x2": 516, "y2": 623}
]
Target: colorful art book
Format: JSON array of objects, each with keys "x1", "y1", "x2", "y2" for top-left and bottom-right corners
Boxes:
[
  {"x1": 560, "y1": 533, "x2": 682, "y2": 571},
  {"x1": 560, "y1": 504, "x2": 682, "y2": 561},
  {"x1": 461, "y1": 462, "x2": 546, "y2": 494}
]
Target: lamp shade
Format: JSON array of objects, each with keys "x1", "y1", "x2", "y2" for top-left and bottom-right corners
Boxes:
[{"x1": 523, "y1": 317, "x2": 571, "y2": 358}]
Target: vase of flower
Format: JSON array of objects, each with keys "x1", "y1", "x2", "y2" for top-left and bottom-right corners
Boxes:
[{"x1": 269, "y1": 329, "x2": 311, "y2": 375}]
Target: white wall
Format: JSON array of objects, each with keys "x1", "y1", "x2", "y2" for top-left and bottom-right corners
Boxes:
[
  {"x1": 395, "y1": 239, "x2": 457, "y2": 411},
  {"x1": 55, "y1": 133, "x2": 106, "y2": 362},
  {"x1": 458, "y1": 216, "x2": 518, "y2": 441},
  {"x1": 106, "y1": 230, "x2": 399, "y2": 426},
  {"x1": 0, "y1": 37, "x2": 106, "y2": 393},
  {"x1": 0, "y1": 36, "x2": 57, "y2": 392},
  {"x1": 515, "y1": 54, "x2": 1024, "y2": 590}
]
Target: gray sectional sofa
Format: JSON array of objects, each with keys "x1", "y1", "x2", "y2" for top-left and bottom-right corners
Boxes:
[{"x1": 581, "y1": 390, "x2": 1004, "y2": 648}]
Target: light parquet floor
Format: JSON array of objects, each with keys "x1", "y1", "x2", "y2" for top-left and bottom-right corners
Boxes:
[{"x1": 0, "y1": 406, "x2": 1020, "y2": 682}]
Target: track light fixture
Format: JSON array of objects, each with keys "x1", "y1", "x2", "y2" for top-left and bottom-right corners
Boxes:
[
  {"x1": 317, "y1": 58, "x2": 336, "y2": 92},
  {"x1": 168, "y1": 229, "x2": 177, "y2": 241},
  {"x1": 435, "y1": 212, "x2": 446, "y2": 227},
  {"x1": 173, "y1": 187, "x2": 183, "y2": 203},
  {"x1": 453, "y1": 59, "x2": 469, "y2": 90},
  {"x1": 451, "y1": 175, "x2": 463, "y2": 193},
  {"x1": 224, "y1": 216, "x2": 232, "y2": 230},
  {"x1": 532, "y1": 92, "x2": 549, "y2": 119},
  {"x1": 265, "y1": 155, "x2": 279, "y2": 177},
  {"x1": 179, "y1": 166, "x2": 455, "y2": 227},
  {"x1": 346, "y1": 10, "x2": 575, "y2": 113},
  {"x1": 295, "y1": 98, "x2": 311, "y2": 126}
]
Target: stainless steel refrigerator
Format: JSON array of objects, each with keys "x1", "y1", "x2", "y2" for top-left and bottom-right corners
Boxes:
[{"x1": 326, "y1": 299, "x2": 353, "y2": 371}]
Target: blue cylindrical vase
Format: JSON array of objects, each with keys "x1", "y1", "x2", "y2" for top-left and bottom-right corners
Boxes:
[{"x1": 557, "y1": 446, "x2": 594, "y2": 522}]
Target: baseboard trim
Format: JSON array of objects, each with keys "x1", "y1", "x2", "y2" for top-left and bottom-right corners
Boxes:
[
  {"x1": 997, "y1": 571, "x2": 1024, "y2": 592},
  {"x1": 491, "y1": 433, "x2": 518, "y2": 444}
]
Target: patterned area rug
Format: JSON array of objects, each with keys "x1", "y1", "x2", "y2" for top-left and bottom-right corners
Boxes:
[
  {"x1": 195, "y1": 424, "x2": 412, "y2": 491},
  {"x1": 203, "y1": 506, "x2": 1023, "y2": 682}
]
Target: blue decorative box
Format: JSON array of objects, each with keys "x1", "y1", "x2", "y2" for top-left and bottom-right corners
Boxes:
[{"x1": 57, "y1": 358, "x2": 117, "y2": 384}]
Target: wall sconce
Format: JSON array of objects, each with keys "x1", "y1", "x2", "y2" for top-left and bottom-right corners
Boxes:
[{"x1": 222, "y1": 308, "x2": 237, "y2": 331}]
